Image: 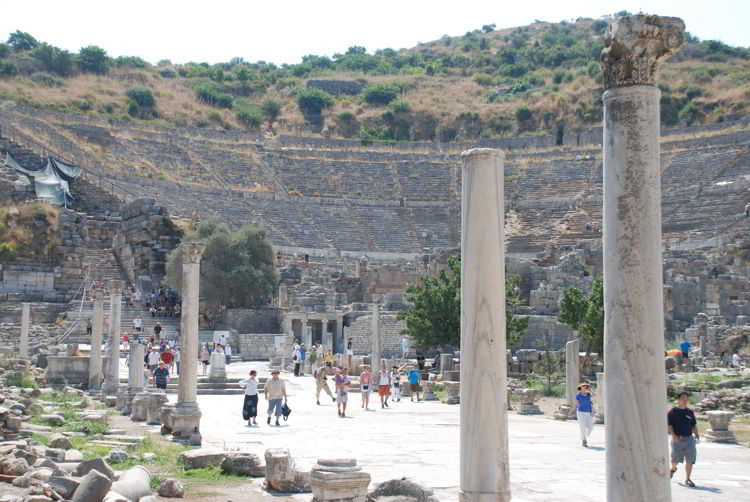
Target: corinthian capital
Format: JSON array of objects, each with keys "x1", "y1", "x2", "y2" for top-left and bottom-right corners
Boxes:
[
  {"x1": 110, "y1": 280, "x2": 122, "y2": 294},
  {"x1": 600, "y1": 14, "x2": 685, "y2": 89},
  {"x1": 182, "y1": 241, "x2": 206, "y2": 264}
]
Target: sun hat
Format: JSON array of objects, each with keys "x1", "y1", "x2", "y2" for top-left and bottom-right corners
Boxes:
[
  {"x1": 271, "y1": 369, "x2": 280, "y2": 374},
  {"x1": 577, "y1": 382, "x2": 590, "y2": 390}
]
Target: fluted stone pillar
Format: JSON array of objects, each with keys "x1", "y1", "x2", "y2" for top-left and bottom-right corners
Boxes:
[
  {"x1": 459, "y1": 149, "x2": 509, "y2": 502},
  {"x1": 371, "y1": 304, "x2": 381, "y2": 371},
  {"x1": 128, "y1": 343, "x2": 145, "y2": 391},
  {"x1": 89, "y1": 289, "x2": 105, "y2": 391},
  {"x1": 595, "y1": 372, "x2": 606, "y2": 424},
  {"x1": 565, "y1": 339, "x2": 580, "y2": 408},
  {"x1": 173, "y1": 242, "x2": 205, "y2": 443},
  {"x1": 601, "y1": 14, "x2": 684, "y2": 502},
  {"x1": 102, "y1": 281, "x2": 123, "y2": 396},
  {"x1": 19, "y1": 303, "x2": 30, "y2": 358}
]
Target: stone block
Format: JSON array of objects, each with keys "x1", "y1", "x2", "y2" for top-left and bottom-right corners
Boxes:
[
  {"x1": 74, "y1": 457, "x2": 115, "y2": 481},
  {"x1": 72, "y1": 469, "x2": 112, "y2": 502},
  {"x1": 158, "y1": 478, "x2": 185, "y2": 498},
  {"x1": 179, "y1": 448, "x2": 226, "y2": 470},
  {"x1": 310, "y1": 458, "x2": 370, "y2": 502},
  {"x1": 220, "y1": 452, "x2": 265, "y2": 477},
  {"x1": 367, "y1": 477, "x2": 439, "y2": 502},
  {"x1": 264, "y1": 448, "x2": 311, "y2": 493}
]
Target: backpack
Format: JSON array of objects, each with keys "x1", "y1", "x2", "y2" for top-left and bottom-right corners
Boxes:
[{"x1": 281, "y1": 402, "x2": 292, "y2": 421}]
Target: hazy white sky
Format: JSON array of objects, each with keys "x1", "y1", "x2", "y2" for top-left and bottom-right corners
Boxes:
[{"x1": 1, "y1": 0, "x2": 747, "y2": 65}]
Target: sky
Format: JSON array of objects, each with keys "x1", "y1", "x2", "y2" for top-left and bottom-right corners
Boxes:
[{"x1": 1, "y1": 0, "x2": 748, "y2": 65}]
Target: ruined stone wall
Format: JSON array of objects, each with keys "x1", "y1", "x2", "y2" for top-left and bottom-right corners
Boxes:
[
  {"x1": 347, "y1": 312, "x2": 406, "y2": 357},
  {"x1": 112, "y1": 198, "x2": 182, "y2": 289},
  {"x1": 237, "y1": 333, "x2": 281, "y2": 360},
  {"x1": 226, "y1": 308, "x2": 282, "y2": 334}
]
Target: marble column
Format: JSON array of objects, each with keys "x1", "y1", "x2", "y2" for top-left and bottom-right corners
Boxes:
[
  {"x1": 88, "y1": 289, "x2": 105, "y2": 391},
  {"x1": 459, "y1": 148, "x2": 510, "y2": 502},
  {"x1": 600, "y1": 14, "x2": 684, "y2": 502},
  {"x1": 594, "y1": 372, "x2": 606, "y2": 424},
  {"x1": 102, "y1": 281, "x2": 123, "y2": 396},
  {"x1": 19, "y1": 303, "x2": 30, "y2": 358},
  {"x1": 371, "y1": 304, "x2": 381, "y2": 371},
  {"x1": 122, "y1": 342, "x2": 145, "y2": 414},
  {"x1": 565, "y1": 339, "x2": 580, "y2": 408},
  {"x1": 174, "y1": 242, "x2": 205, "y2": 443},
  {"x1": 321, "y1": 319, "x2": 330, "y2": 349}
]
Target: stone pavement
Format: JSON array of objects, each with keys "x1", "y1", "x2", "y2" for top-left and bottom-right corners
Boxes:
[{"x1": 154, "y1": 361, "x2": 749, "y2": 501}]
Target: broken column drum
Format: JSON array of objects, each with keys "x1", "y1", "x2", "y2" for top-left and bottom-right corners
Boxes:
[
  {"x1": 459, "y1": 148, "x2": 510, "y2": 502},
  {"x1": 172, "y1": 242, "x2": 206, "y2": 442},
  {"x1": 102, "y1": 281, "x2": 123, "y2": 396},
  {"x1": 89, "y1": 288, "x2": 105, "y2": 391},
  {"x1": 600, "y1": 14, "x2": 685, "y2": 502}
]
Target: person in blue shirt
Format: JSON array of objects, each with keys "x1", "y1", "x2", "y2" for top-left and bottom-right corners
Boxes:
[
  {"x1": 574, "y1": 382, "x2": 594, "y2": 447},
  {"x1": 408, "y1": 365, "x2": 421, "y2": 402},
  {"x1": 679, "y1": 339, "x2": 691, "y2": 360}
]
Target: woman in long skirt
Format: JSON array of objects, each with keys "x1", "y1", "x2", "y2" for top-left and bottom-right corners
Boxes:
[{"x1": 239, "y1": 370, "x2": 259, "y2": 426}]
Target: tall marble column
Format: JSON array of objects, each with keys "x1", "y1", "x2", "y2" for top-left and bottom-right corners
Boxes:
[
  {"x1": 600, "y1": 14, "x2": 684, "y2": 502},
  {"x1": 595, "y1": 372, "x2": 606, "y2": 424},
  {"x1": 174, "y1": 242, "x2": 205, "y2": 443},
  {"x1": 321, "y1": 319, "x2": 331, "y2": 351},
  {"x1": 459, "y1": 149, "x2": 510, "y2": 502},
  {"x1": 121, "y1": 342, "x2": 146, "y2": 415},
  {"x1": 371, "y1": 304, "x2": 381, "y2": 371},
  {"x1": 102, "y1": 281, "x2": 123, "y2": 396},
  {"x1": 565, "y1": 339, "x2": 580, "y2": 408},
  {"x1": 89, "y1": 289, "x2": 105, "y2": 391},
  {"x1": 19, "y1": 303, "x2": 30, "y2": 358}
]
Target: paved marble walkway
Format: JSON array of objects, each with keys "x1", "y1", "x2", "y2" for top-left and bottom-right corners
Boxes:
[{"x1": 155, "y1": 361, "x2": 749, "y2": 501}]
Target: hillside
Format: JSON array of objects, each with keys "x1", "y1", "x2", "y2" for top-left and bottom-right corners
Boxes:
[{"x1": 0, "y1": 14, "x2": 749, "y2": 142}]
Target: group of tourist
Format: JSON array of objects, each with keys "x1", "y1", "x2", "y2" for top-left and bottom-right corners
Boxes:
[
  {"x1": 199, "y1": 342, "x2": 231, "y2": 374},
  {"x1": 291, "y1": 343, "x2": 333, "y2": 377}
]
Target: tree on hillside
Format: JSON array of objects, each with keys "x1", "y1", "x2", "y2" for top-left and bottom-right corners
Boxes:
[
  {"x1": 77, "y1": 45, "x2": 109, "y2": 75},
  {"x1": 261, "y1": 99, "x2": 282, "y2": 127},
  {"x1": 7, "y1": 31, "x2": 38, "y2": 51},
  {"x1": 558, "y1": 276, "x2": 604, "y2": 354},
  {"x1": 397, "y1": 255, "x2": 528, "y2": 348},
  {"x1": 165, "y1": 219, "x2": 278, "y2": 316}
]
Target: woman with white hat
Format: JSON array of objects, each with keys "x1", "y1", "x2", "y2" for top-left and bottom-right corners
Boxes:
[{"x1": 574, "y1": 382, "x2": 595, "y2": 447}]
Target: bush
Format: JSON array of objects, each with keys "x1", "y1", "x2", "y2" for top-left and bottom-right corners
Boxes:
[
  {"x1": 335, "y1": 112, "x2": 360, "y2": 138},
  {"x1": 260, "y1": 99, "x2": 282, "y2": 124},
  {"x1": 113, "y1": 56, "x2": 148, "y2": 68},
  {"x1": 0, "y1": 61, "x2": 18, "y2": 76},
  {"x1": 388, "y1": 99, "x2": 411, "y2": 113},
  {"x1": 6, "y1": 371, "x2": 37, "y2": 388},
  {"x1": 362, "y1": 82, "x2": 403, "y2": 106},
  {"x1": 77, "y1": 45, "x2": 109, "y2": 75},
  {"x1": 159, "y1": 68, "x2": 177, "y2": 78},
  {"x1": 127, "y1": 100, "x2": 139, "y2": 117},
  {"x1": 473, "y1": 72, "x2": 494, "y2": 86},
  {"x1": 126, "y1": 87, "x2": 155, "y2": 108},
  {"x1": 7, "y1": 31, "x2": 38, "y2": 51},
  {"x1": 678, "y1": 100, "x2": 704, "y2": 126},
  {"x1": 296, "y1": 88, "x2": 334, "y2": 115},
  {"x1": 515, "y1": 104, "x2": 532, "y2": 123},
  {"x1": 30, "y1": 71, "x2": 63, "y2": 87},
  {"x1": 234, "y1": 99, "x2": 262, "y2": 128},
  {"x1": 487, "y1": 114, "x2": 513, "y2": 135},
  {"x1": 194, "y1": 82, "x2": 233, "y2": 109},
  {"x1": 0, "y1": 43, "x2": 9, "y2": 58}
]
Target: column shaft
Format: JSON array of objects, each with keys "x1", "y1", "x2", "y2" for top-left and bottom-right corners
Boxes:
[
  {"x1": 371, "y1": 304, "x2": 380, "y2": 370},
  {"x1": 103, "y1": 284, "x2": 122, "y2": 395},
  {"x1": 603, "y1": 86, "x2": 670, "y2": 502},
  {"x1": 128, "y1": 343, "x2": 145, "y2": 390},
  {"x1": 178, "y1": 260, "x2": 201, "y2": 406},
  {"x1": 89, "y1": 290, "x2": 104, "y2": 390},
  {"x1": 459, "y1": 149, "x2": 510, "y2": 502},
  {"x1": 19, "y1": 303, "x2": 30, "y2": 358}
]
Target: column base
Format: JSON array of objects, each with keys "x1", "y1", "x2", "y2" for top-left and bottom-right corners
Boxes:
[
  {"x1": 553, "y1": 405, "x2": 573, "y2": 420},
  {"x1": 171, "y1": 404, "x2": 202, "y2": 444},
  {"x1": 459, "y1": 489, "x2": 511, "y2": 502},
  {"x1": 705, "y1": 430, "x2": 736, "y2": 443},
  {"x1": 518, "y1": 404, "x2": 543, "y2": 415},
  {"x1": 120, "y1": 389, "x2": 141, "y2": 416},
  {"x1": 102, "y1": 378, "x2": 121, "y2": 398}
]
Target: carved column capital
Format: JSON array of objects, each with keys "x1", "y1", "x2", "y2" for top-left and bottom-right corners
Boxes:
[
  {"x1": 182, "y1": 241, "x2": 206, "y2": 264},
  {"x1": 110, "y1": 281, "x2": 122, "y2": 294},
  {"x1": 600, "y1": 14, "x2": 684, "y2": 89}
]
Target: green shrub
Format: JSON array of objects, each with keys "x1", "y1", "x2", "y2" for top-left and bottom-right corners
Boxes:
[
  {"x1": 388, "y1": 99, "x2": 411, "y2": 113},
  {"x1": 487, "y1": 114, "x2": 513, "y2": 135},
  {"x1": 159, "y1": 68, "x2": 177, "y2": 78},
  {"x1": 194, "y1": 82, "x2": 233, "y2": 109},
  {"x1": 473, "y1": 73, "x2": 494, "y2": 86},
  {"x1": 0, "y1": 43, "x2": 9, "y2": 58},
  {"x1": 678, "y1": 100, "x2": 704, "y2": 126},
  {"x1": 7, "y1": 30, "x2": 38, "y2": 51},
  {"x1": 515, "y1": 104, "x2": 532, "y2": 123},
  {"x1": 77, "y1": 45, "x2": 109, "y2": 75},
  {"x1": 296, "y1": 88, "x2": 334, "y2": 115},
  {"x1": 234, "y1": 99, "x2": 262, "y2": 128},
  {"x1": 30, "y1": 72, "x2": 63, "y2": 87},
  {"x1": 66, "y1": 420, "x2": 110, "y2": 435},
  {"x1": 0, "y1": 61, "x2": 18, "y2": 76},
  {"x1": 335, "y1": 112, "x2": 360, "y2": 138},
  {"x1": 113, "y1": 56, "x2": 148, "y2": 68},
  {"x1": 126, "y1": 87, "x2": 155, "y2": 107},
  {"x1": 127, "y1": 100, "x2": 139, "y2": 117},
  {"x1": 260, "y1": 99, "x2": 282, "y2": 124},
  {"x1": 362, "y1": 82, "x2": 403, "y2": 106},
  {"x1": 6, "y1": 371, "x2": 37, "y2": 388},
  {"x1": 100, "y1": 102, "x2": 116, "y2": 113}
]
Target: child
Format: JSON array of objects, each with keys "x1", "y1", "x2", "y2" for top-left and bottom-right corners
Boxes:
[
  {"x1": 390, "y1": 366, "x2": 402, "y2": 402},
  {"x1": 360, "y1": 365, "x2": 372, "y2": 410}
]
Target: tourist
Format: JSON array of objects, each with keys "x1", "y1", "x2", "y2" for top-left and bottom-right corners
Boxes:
[
  {"x1": 732, "y1": 351, "x2": 743, "y2": 368},
  {"x1": 416, "y1": 352, "x2": 426, "y2": 371},
  {"x1": 200, "y1": 344, "x2": 210, "y2": 375},
  {"x1": 154, "y1": 322, "x2": 162, "y2": 339},
  {"x1": 360, "y1": 365, "x2": 372, "y2": 410},
  {"x1": 174, "y1": 346, "x2": 180, "y2": 375},
  {"x1": 377, "y1": 362, "x2": 391, "y2": 409},
  {"x1": 147, "y1": 348, "x2": 160, "y2": 373},
  {"x1": 408, "y1": 364, "x2": 421, "y2": 402},
  {"x1": 160, "y1": 346, "x2": 173, "y2": 370},
  {"x1": 745, "y1": 202, "x2": 750, "y2": 217},
  {"x1": 225, "y1": 343, "x2": 232, "y2": 365},
  {"x1": 401, "y1": 336, "x2": 410, "y2": 358},
  {"x1": 86, "y1": 319, "x2": 92, "y2": 336},
  {"x1": 239, "y1": 369, "x2": 259, "y2": 426},
  {"x1": 152, "y1": 360, "x2": 169, "y2": 392},
  {"x1": 103, "y1": 314, "x2": 109, "y2": 333},
  {"x1": 335, "y1": 366, "x2": 350, "y2": 417},
  {"x1": 324, "y1": 350, "x2": 333, "y2": 367},
  {"x1": 574, "y1": 382, "x2": 594, "y2": 447},
  {"x1": 292, "y1": 344, "x2": 301, "y2": 377},
  {"x1": 264, "y1": 369, "x2": 287, "y2": 426},
  {"x1": 300, "y1": 343, "x2": 307, "y2": 372},
  {"x1": 679, "y1": 338, "x2": 691, "y2": 361},
  {"x1": 310, "y1": 344, "x2": 318, "y2": 372},
  {"x1": 390, "y1": 365, "x2": 402, "y2": 402},
  {"x1": 346, "y1": 338, "x2": 353, "y2": 356},
  {"x1": 668, "y1": 391, "x2": 699, "y2": 487},
  {"x1": 133, "y1": 316, "x2": 143, "y2": 333},
  {"x1": 314, "y1": 365, "x2": 335, "y2": 405}
]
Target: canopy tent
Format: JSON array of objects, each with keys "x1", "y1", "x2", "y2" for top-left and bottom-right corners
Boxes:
[{"x1": 4, "y1": 152, "x2": 80, "y2": 206}]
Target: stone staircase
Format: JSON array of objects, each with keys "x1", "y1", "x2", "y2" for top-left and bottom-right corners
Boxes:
[{"x1": 116, "y1": 375, "x2": 261, "y2": 395}]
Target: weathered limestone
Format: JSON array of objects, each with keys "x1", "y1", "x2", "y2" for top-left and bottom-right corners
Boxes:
[
  {"x1": 110, "y1": 465, "x2": 152, "y2": 502},
  {"x1": 516, "y1": 388, "x2": 542, "y2": 415},
  {"x1": 19, "y1": 302, "x2": 30, "y2": 358},
  {"x1": 146, "y1": 393, "x2": 169, "y2": 425},
  {"x1": 371, "y1": 304, "x2": 380, "y2": 373},
  {"x1": 89, "y1": 288, "x2": 105, "y2": 391},
  {"x1": 705, "y1": 410, "x2": 736, "y2": 443},
  {"x1": 459, "y1": 148, "x2": 510, "y2": 502},
  {"x1": 102, "y1": 281, "x2": 123, "y2": 396},
  {"x1": 594, "y1": 372, "x2": 606, "y2": 424},
  {"x1": 311, "y1": 458, "x2": 371, "y2": 502},
  {"x1": 122, "y1": 342, "x2": 145, "y2": 415},
  {"x1": 208, "y1": 350, "x2": 226, "y2": 381},
  {"x1": 601, "y1": 14, "x2": 684, "y2": 502},
  {"x1": 172, "y1": 242, "x2": 205, "y2": 443},
  {"x1": 265, "y1": 448, "x2": 312, "y2": 493},
  {"x1": 440, "y1": 353, "x2": 453, "y2": 377},
  {"x1": 554, "y1": 339, "x2": 579, "y2": 420},
  {"x1": 130, "y1": 392, "x2": 150, "y2": 421}
]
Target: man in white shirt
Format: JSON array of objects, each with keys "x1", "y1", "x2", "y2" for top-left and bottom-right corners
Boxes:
[
  {"x1": 147, "y1": 348, "x2": 160, "y2": 373},
  {"x1": 732, "y1": 352, "x2": 743, "y2": 368},
  {"x1": 133, "y1": 316, "x2": 143, "y2": 332},
  {"x1": 225, "y1": 344, "x2": 232, "y2": 365},
  {"x1": 401, "y1": 337, "x2": 410, "y2": 358}
]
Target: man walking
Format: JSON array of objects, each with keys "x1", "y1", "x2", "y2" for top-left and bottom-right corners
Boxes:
[
  {"x1": 265, "y1": 369, "x2": 288, "y2": 427},
  {"x1": 133, "y1": 316, "x2": 143, "y2": 333},
  {"x1": 377, "y1": 362, "x2": 391, "y2": 408},
  {"x1": 408, "y1": 364, "x2": 421, "y2": 402},
  {"x1": 668, "y1": 391, "x2": 699, "y2": 487},
  {"x1": 314, "y1": 366, "x2": 335, "y2": 405},
  {"x1": 152, "y1": 360, "x2": 169, "y2": 392},
  {"x1": 224, "y1": 343, "x2": 232, "y2": 365},
  {"x1": 147, "y1": 347, "x2": 160, "y2": 374},
  {"x1": 335, "y1": 366, "x2": 350, "y2": 417},
  {"x1": 401, "y1": 336, "x2": 410, "y2": 358},
  {"x1": 292, "y1": 344, "x2": 301, "y2": 377}
]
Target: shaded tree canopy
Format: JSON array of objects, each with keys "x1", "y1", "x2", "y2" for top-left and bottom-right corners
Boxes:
[
  {"x1": 558, "y1": 276, "x2": 604, "y2": 354},
  {"x1": 397, "y1": 255, "x2": 528, "y2": 348},
  {"x1": 165, "y1": 219, "x2": 278, "y2": 313}
]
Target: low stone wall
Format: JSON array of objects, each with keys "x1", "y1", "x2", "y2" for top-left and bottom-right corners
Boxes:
[
  {"x1": 0, "y1": 263, "x2": 55, "y2": 292},
  {"x1": 347, "y1": 312, "x2": 406, "y2": 357},
  {"x1": 45, "y1": 355, "x2": 90, "y2": 388},
  {"x1": 237, "y1": 333, "x2": 283, "y2": 360},
  {"x1": 226, "y1": 308, "x2": 282, "y2": 334}
]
